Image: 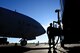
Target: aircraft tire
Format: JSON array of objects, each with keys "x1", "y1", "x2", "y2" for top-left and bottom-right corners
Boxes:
[{"x1": 20, "y1": 40, "x2": 27, "y2": 46}]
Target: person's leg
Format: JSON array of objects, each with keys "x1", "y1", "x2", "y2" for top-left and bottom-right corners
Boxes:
[
  {"x1": 49, "y1": 37, "x2": 51, "y2": 48},
  {"x1": 48, "y1": 35, "x2": 51, "y2": 48},
  {"x1": 52, "y1": 36, "x2": 57, "y2": 53},
  {"x1": 48, "y1": 36, "x2": 52, "y2": 53}
]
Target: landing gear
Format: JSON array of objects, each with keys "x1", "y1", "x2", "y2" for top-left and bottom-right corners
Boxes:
[{"x1": 20, "y1": 38, "x2": 27, "y2": 46}]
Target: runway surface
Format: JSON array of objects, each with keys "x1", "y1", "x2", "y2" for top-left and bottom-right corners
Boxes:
[{"x1": 0, "y1": 43, "x2": 80, "y2": 53}]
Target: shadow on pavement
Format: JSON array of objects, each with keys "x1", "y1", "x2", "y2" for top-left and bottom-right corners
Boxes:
[
  {"x1": 0, "y1": 45, "x2": 50, "y2": 53},
  {"x1": 2, "y1": 45, "x2": 80, "y2": 53},
  {"x1": 0, "y1": 46, "x2": 31, "y2": 53},
  {"x1": 67, "y1": 46, "x2": 80, "y2": 53}
]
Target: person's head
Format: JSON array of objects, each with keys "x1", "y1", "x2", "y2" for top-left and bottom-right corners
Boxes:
[{"x1": 50, "y1": 23, "x2": 52, "y2": 27}]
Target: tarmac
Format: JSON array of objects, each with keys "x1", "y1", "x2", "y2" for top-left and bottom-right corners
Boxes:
[{"x1": 0, "y1": 43, "x2": 80, "y2": 53}]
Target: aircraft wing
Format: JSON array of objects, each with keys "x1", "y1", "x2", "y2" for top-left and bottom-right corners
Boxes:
[{"x1": 0, "y1": 7, "x2": 46, "y2": 40}]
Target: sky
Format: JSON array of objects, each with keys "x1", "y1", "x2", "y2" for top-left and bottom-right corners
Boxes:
[{"x1": 0, "y1": 0, "x2": 60, "y2": 43}]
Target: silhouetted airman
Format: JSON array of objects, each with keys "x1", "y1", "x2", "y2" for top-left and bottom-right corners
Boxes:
[{"x1": 47, "y1": 23, "x2": 54, "y2": 48}]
